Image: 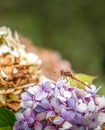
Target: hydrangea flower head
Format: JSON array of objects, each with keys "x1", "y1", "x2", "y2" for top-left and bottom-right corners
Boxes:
[
  {"x1": 0, "y1": 26, "x2": 42, "y2": 111},
  {"x1": 14, "y1": 77, "x2": 105, "y2": 129}
]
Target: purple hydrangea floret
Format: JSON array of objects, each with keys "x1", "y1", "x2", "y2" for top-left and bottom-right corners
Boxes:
[{"x1": 14, "y1": 77, "x2": 105, "y2": 130}]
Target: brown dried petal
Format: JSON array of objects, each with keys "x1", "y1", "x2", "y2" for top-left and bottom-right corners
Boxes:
[
  {"x1": 0, "y1": 75, "x2": 6, "y2": 85},
  {"x1": 1, "y1": 56, "x2": 14, "y2": 66},
  {"x1": 0, "y1": 95, "x2": 6, "y2": 104},
  {"x1": 8, "y1": 93, "x2": 19, "y2": 101},
  {"x1": 13, "y1": 68, "x2": 18, "y2": 74},
  {"x1": 15, "y1": 57, "x2": 20, "y2": 64},
  {"x1": 0, "y1": 70, "x2": 8, "y2": 78},
  {"x1": 0, "y1": 102, "x2": 5, "y2": 107},
  {"x1": 16, "y1": 78, "x2": 22, "y2": 86},
  {"x1": 0, "y1": 88, "x2": 15, "y2": 94},
  {"x1": 2, "y1": 66, "x2": 14, "y2": 76},
  {"x1": 16, "y1": 83, "x2": 35, "y2": 89},
  {"x1": 19, "y1": 79, "x2": 28, "y2": 86},
  {"x1": 13, "y1": 89, "x2": 23, "y2": 95},
  {"x1": 6, "y1": 102, "x2": 20, "y2": 111}
]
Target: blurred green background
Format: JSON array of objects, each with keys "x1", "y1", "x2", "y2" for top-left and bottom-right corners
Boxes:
[{"x1": 0, "y1": 0, "x2": 105, "y2": 94}]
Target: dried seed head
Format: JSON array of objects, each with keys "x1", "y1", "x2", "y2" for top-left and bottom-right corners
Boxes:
[{"x1": 0, "y1": 26, "x2": 43, "y2": 111}]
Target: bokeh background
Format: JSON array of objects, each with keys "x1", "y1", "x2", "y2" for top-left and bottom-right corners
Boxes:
[{"x1": 0, "y1": 0, "x2": 105, "y2": 94}]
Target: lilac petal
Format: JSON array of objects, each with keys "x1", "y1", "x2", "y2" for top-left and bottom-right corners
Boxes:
[
  {"x1": 62, "y1": 121, "x2": 72, "y2": 129},
  {"x1": 63, "y1": 91, "x2": 71, "y2": 98},
  {"x1": 27, "y1": 117, "x2": 34, "y2": 124},
  {"x1": 79, "y1": 126, "x2": 86, "y2": 130},
  {"x1": 56, "y1": 78, "x2": 64, "y2": 88},
  {"x1": 68, "y1": 97, "x2": 76, "y2": 109},
  {"x1": 24, "y1": 101, "x2": 34, "y2": 107},
  {"x1": 55, "y1": 104, "x2": 65, "y2": 114},
  {"x1": 20, "y1": 101, "x2": 26, "y2": 108},
  {"x1": 34, "y1": 121, "x2": 43, "y2": 130},
  {"x1": 76, "y1": 99, "x2": 83, "y2": 104},
  {"x1": 25, "y1": 127, "x2": 31, "y2": 130},
  {"x1": 21, "y1": 92, "x2": 32, "y2": 101},
  {"x1": 44, "y1": 126, "x2": 57, "y2": 130},
  {"x1": 35, "y1": 105, "x2": 45, "y2": 112},
  {"x1": 75, "y1": 112, "x2": 82, "y2": 124},
  {"x1": 61, "y1": 107, "x2": 68, "y2": 119},
  {"x1": 33, "y1": 102, "x2": 39, "y2": 109},
  {"x1": 14, "y1": 121, "x2": 28, "y2": 130},
  {"x1": 41, "y1": 98, "x2": 49, "y2": 104},
  {"x1": 36, "y1": 112, "x2": 46, "y2": 121},
  {"x1": 57, "y1": 95, "x2": 66, "y2": 101},
  {"x1": 61, "y1": 108, "x2": 75, "y2": 121},
  {"x1": 86, "y1": 85, "x2": 96, "y2": 93},
  {"x1": 89, "y1": 122, "x2": 97, "y2": 129},
  {"x1": 23, "y1": 108, "x2": 32, "y2": 118},
  {"x1": 98, "y1": 112, "x2": 105, "y2": 125},
  {"x1": 89, "y1": 112, "x2": 98, "y2": 121},
  {"x1": 95, "y1": 96, "x2": 105, "y2": 110},
  {"x1": 53, "y1": 116, "x2": 64, "y2": 125},
  {"x1": 46, "y1": 111, "x2": 55, "y2": 119},
  {"x1": 36, "y1": 91, "x2": 47, "y2": 101},
  {"x1": 56, "y1": 77, "x2": 68, "y2": 88},
  {"x1": 54, "y1": 87, "x2": 60, "y2": 97},
  {"x1": 50, "y1": 98, "x2": 60, "y2": 108},
  {"x1": 15, "y1": 113, "x2": 24, "y2": 121},
  {"x1": 42, "y1": 81, "x2": 51, "y2": 91},
  {"x1": 28, "y1": 86, "x2": 41, "y2": 95},
  {"x1": 23, "y1": 108, "x2": 35, "y2": 124},
  {"x1": 19, "y1": 121, "x2": 28, "y2": 129},
  {"x1": 71, "y1": 89, "x2": 77, "y2": 98},
  {"x1": 60, "y1": 87, "x2": 65, "y2": 95},
  {"x1": 76, "y1": 103, "x2": 88, "y2": 113},
  {"x1": 88, "y1": 99, "x2": 96, "y2": 112},
  {"x1": 82, "y1": 117, "x2": 91, "y2": 126},
  {"x1": 75, "y1": 88, "x2": 86, "y2": 97},
  {"x1": 41, "y1": 98, "x2": 52, "y2": 110},
  {"x1": 66, "y1": 110, "x2": 75, "y2": 121},
  {"x1": 43, "y1": 81, "x2": 55, "y2": 91},
  {"x1": 85, "y1": 85, "x2": 99, "y2": 96}
]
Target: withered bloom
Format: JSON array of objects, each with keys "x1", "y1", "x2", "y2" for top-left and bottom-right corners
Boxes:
[
  {"x1": 0, "y1": 26, "x2": 42, "y2": 111},
  {"x1": 20, "y1": 37, "x2": 73, "y2": 81}
]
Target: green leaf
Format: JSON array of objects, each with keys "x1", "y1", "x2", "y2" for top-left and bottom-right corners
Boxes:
[
  {"x1": 0, "y1": 107, "x2": 16, "y2": 129},
  {"x1": 69, "y1": 73, "x2": 97, "y2": 89}
]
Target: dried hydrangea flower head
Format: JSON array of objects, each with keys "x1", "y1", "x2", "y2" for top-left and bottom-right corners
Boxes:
[
  {"x1": 20, "y1": 36, "x2": 73, "y2": 81},
  {"x1": 0, "y1": 26, "x2": 42, "y2": 111},
  {"x1": 14, "y1": 77, "x2": 105, "y2": 130}
]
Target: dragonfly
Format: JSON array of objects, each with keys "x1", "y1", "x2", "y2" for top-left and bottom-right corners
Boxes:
[{"x1": 57, "y1": 70, "x2": 91, "y2": 88}]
